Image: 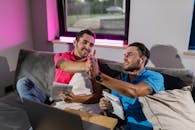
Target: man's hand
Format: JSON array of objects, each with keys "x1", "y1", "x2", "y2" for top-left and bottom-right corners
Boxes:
[
  {"x1": 85, "y1": 59, "x2": 93, "y2": 73},
  {"x1": 59, "y1": 92, "x2": 77, "y2": 103},
  {"x1": 88, "y1": 50, "x2": 100, "y2": 78},
  {"x1": 91, "y1": 58, "x2": 99, "y2": 78},
  {"x1": 86, "y1": 49, "x2": 99, "y2": 78},
  {"x1": 85, "y1": 50, "x2": 96, "y2": 73},
  {"x1": 99, "y1": 97, "x2": 113, "y2": 110}
]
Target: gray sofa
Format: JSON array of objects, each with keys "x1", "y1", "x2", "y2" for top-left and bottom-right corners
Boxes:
[{"x1": 0, "y1": 49, "x2": 194, "y2": 130}]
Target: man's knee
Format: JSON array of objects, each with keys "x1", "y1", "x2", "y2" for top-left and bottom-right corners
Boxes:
[{"x1": 16, "y1": 77, "x2": 33, "y2": 91}]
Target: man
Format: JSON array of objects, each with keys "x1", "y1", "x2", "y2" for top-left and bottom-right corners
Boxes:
[
  {"x1": 90, "y1": 42, "x2": 164, "y2": 130},
  {"x1": 17, "y1": 29, "x2": 102, "y2": 104}
]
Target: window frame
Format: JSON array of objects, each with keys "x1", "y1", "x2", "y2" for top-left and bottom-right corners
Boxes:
[
  {"x1": 57, "y1": 0, "x2": 130, "y2": 45},
  {"x1": 189, "y1": 2, "x2": 195, "y2": 50}
]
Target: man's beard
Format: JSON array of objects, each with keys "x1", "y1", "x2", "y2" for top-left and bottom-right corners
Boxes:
[
  {"x1": 124, "y1": 59, "x2": 141, "y2": 72},
  {"x1": 124, "y1": 66, "x2": 139, "y2": 72},
  {"x1": 81, "y1": 48, "x2": 90, "y2": 57},
  {"x1": 75, "y1": 48, "x2": 89, "y2": 59}
]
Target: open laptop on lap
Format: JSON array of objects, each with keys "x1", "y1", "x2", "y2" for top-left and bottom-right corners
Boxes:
[{"x1": 22, "y1": 98, "x2": 109, "y2": 130}]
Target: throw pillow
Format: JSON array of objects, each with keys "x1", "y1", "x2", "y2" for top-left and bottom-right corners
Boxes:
[{"x1": 139, "y1": 86, "x2": 195, "y2": 130}]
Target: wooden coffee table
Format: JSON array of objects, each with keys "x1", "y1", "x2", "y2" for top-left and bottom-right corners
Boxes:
[{"x1": 64, "y1": 108, "x2": 118, "y2": 130}]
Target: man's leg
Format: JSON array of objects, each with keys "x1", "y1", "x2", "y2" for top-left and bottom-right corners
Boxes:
[
  {"x1": 16, "y1": 77, "x2": 47, "y2": 103},
  {"x1": 101, "y1": 111, "x2": 126, "y2": 130},
  {"x1": 114, "y1": 121, "x2": 126, "y2": 130}
]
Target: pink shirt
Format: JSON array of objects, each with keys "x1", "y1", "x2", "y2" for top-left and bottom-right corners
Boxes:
[{"x1": 54, "y1": 51, "x2": 79, "y2": 84}]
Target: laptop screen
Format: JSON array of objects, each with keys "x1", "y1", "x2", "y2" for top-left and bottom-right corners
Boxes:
[
  {"x1": 22, "y1": 98, "x2": 109, "y2": 130},
  {"x1": 23, "y1": 98, "x2": 83, "y2": 130}
]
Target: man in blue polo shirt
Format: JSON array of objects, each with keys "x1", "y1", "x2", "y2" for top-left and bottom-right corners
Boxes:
[{"x1": 91, "y1": 42, "x2": 165, "y2": 130}]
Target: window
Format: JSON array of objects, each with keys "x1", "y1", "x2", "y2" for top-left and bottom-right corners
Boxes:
[
  {"x1": 189, "y1": 2, "x2": 195, "y2": 50},
  {"x1": 57, "y1": 0, "x2": 130, "y2": 45}
]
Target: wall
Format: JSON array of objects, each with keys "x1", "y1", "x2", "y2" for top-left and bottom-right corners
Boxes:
[
  {"x1": 0, "y1": 0, "x2": 58, "y2": 96},
  {"x1": 0, "y1": 0, "x2": 33, "y2": 96},
  {"x1": 54, "y1": 0, "x2": 195, "y2": 73},
  {"x1": 129, "y1": 0, "x2": 195, "y2": 72},
  {"x1": 30, "y1": 0, "x2": 53, "y2": 51}
]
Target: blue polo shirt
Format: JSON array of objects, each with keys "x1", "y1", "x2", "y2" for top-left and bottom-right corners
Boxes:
[{"x1": 111, "y1": 69, "x2": 164, "y2": 130}]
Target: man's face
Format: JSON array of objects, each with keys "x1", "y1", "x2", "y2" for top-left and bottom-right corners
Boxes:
[
  {"x1": 74, "y1": 33, "x2": 95, "y2": 59},
  {"x1": 123, "y1": 46, "x2": 142, "y2": 72}
]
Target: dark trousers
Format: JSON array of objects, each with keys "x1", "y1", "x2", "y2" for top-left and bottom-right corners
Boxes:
[{"x1": 100, "y1": 111, "x2": 127, "y2": 130}]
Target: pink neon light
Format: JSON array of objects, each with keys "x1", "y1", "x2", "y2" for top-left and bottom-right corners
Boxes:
[
  {"x1": 46, "y1": 0, "x2": 59, "y2": 41},
  {"x1": 60, "y1": 36, "x2": 124, "y2": 47},
  {"x1": 60, "y1": 37, "x2": 74, "y2": 43}
]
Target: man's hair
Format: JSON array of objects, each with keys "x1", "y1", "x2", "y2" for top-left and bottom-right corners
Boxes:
[
  {"x1": 128, "y1": 42, "x2": 150, "y2": 65},
  {"x1": 75, "y1": 29, "x2": 96, "y2": 41}
]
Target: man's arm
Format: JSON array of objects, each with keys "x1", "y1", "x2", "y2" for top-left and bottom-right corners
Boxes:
[
  {"x1": 56, "y1": 59, "x2": 91, "y2": 73},
  {"x1": 90, "y1": 58, "x2": 153, "y2": 98},
  {"x1": 95, "y1": 73, "x2": 153, "y2": 98},
  {"x1": 60, "y1": 80, "x2": 102, "y2": 104}
]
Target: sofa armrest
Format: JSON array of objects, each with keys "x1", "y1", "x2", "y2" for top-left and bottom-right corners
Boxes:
[{"x1": 15, "y1": 49, "x2": 55, "y2": 96}]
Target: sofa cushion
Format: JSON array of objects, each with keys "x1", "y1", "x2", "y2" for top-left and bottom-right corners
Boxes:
[{"x1": 139, "y1": 87, "x2": 195, "y2": 130}]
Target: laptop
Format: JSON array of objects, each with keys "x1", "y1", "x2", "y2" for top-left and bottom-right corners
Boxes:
[{"x1": 22, "y1": 98, "x2": 109, "y2": 130}]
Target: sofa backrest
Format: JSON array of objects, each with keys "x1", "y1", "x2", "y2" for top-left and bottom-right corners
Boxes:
[
  {"x1": 15, "y1": 49, "x2": 194, "y2": 98},
  {"x1": 147, "y1": 67, "x2": 194, "y2": 90},
  {"x1": 97, "y1": 58, "x2": 194, "y2": 90}
]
